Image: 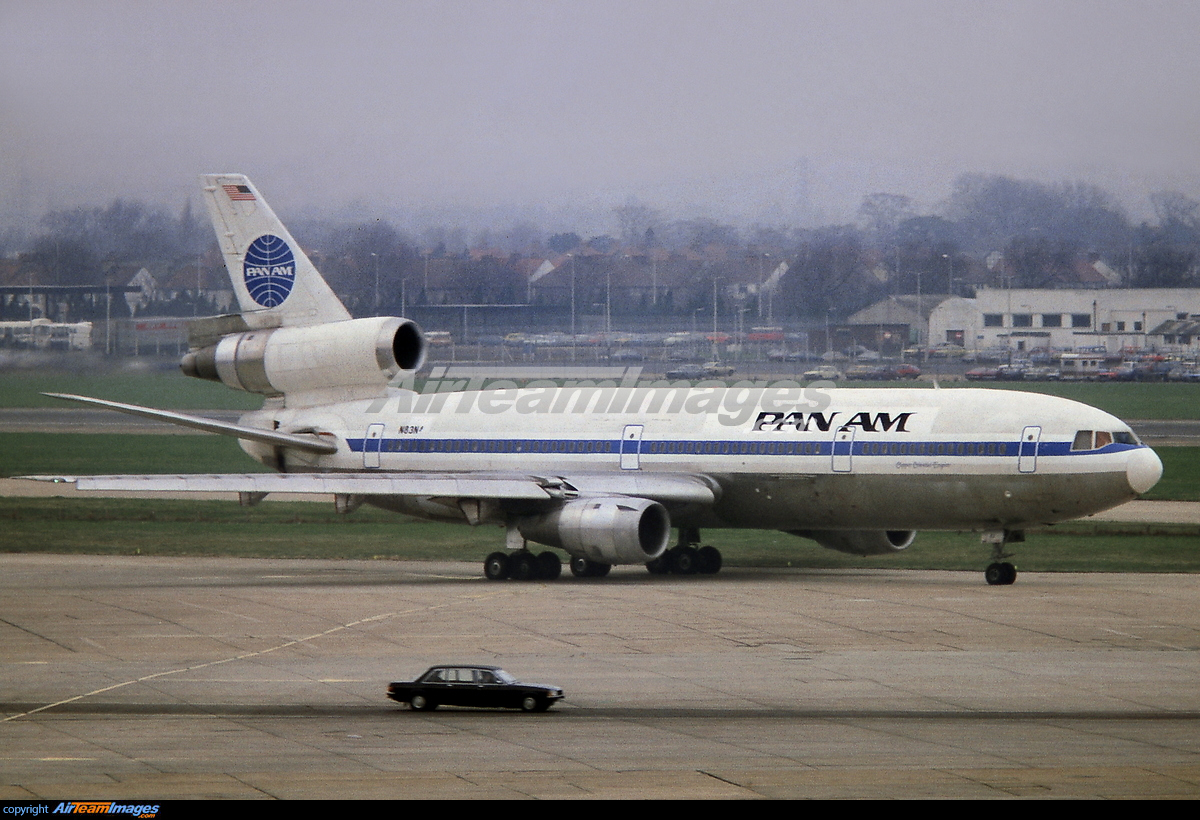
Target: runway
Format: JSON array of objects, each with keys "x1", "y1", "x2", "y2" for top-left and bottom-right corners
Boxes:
[{"x1": 2, "y1": 556, "x2": 1199, "y2": 799}]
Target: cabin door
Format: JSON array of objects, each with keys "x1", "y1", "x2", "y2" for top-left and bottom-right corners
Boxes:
[
  {"x1": 363, "y1": 423, "x2": 385, "y2": 468},
  {"x1": 620, "y1": 424, "x2": 644, "y2": 470},
  {"x1": 1018, "y1": 425, "x2": 1041, "y2": 473},
  {"x1": 832, "y1": 425, "x2": 854, "y2": 473}
]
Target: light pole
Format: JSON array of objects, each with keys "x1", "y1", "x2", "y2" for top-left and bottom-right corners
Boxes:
[
  {"x1": 569, "y1": 254, "x2": 576, "y2": 362},
  {"x1": 371, "y1": 252, "x2": 379, "y2": 313}
]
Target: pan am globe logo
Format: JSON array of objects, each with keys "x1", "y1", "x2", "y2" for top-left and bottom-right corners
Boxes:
[{"x1": 242, "y1": 234, "x2": 296, "y2": 308}]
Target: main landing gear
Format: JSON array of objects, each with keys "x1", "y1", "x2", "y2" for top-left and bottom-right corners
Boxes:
[
  {"x1": 484, "y1": 550, "x2": 562, "y2": 582},
  {"x1": 481, "y1": 528, "x2": 724, "y2": 580},
  {"x1": 982, "y1": 529, "x2": 1023, "y2": 586},
  {"x1": 646, "y1": 528, "x2": 722, "y2": 576}
]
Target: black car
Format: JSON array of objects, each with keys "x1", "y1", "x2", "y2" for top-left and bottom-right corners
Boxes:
[{"x1": 387, "y1": 665, "x2": 564, "y2": 712}]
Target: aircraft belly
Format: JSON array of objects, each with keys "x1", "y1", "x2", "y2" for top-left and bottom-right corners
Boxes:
[{"x1": 705, "y1": 470, "x2": 1135, "y2": 530}]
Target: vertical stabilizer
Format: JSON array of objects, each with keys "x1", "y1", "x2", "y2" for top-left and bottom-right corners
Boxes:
[{"x1": 201, "y1": 174, "x2": 351, "y2": 327}]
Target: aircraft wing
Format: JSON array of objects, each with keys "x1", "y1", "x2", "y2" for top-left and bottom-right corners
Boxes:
[
  {"x1": 21, "y1": 472, "x2": 721, "y2": 505},
  {"x1": 42, "y1": 393, "x2": 338, "y2": 454}
]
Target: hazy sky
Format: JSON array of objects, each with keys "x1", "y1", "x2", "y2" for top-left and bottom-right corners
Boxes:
[{"x1": 3, "y1": 0, "x2": 1200, "y2": 234}]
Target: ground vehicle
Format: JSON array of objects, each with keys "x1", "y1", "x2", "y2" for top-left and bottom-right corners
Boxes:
[
  {"x1": 802, "y1": 365, "x2": 842, "y2": 380},
  {"x1": 702, "y1": 361, "x2": 735, "y2": 377},
  {"x1": 892, "y1": 364, "x2": 922, "y2": 379},
  {"x1": 665, "y1": 363, "x2": 706, "y2": 379},
  {"x1": 387, "y1": 665, "x2": 564, "y2": 712}
]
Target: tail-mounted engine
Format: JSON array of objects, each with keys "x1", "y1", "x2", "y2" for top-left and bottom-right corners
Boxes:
[
  {"x1": 517, "y1": 497, "x2": 671, "y2": 565},
  {"x1": 788, "y1": 529, "x2": 916, "y2": 556},
  {"x1": 181, "y1": 316, "x2": 425, "y2": 399}
]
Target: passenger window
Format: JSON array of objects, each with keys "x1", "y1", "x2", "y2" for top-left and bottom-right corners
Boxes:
[{"x1": 1072, "y1": 430, "x2": 1093, "y2": 451}]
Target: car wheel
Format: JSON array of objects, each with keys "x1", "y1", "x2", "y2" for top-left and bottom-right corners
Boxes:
[
  {"x1": 410, "y1": 694, "x2": 436, "y2": 711},
  {"x1": 520, "y1": 696, "x2": 541, "y2": 712}
]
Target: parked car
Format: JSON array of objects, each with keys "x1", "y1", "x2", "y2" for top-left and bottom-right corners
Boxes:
[
  {"x1": 845, "y1": 364, "x2": 893, "y2": 380},
  {"x1": 388, "y1": 665, "x2": 564, "y2": 712},
  {"x1": 964, "y1": 367, "x2": 999, "y2": 381},
  {"x1": 803, "y1": 365, "x2": 843, "y2": 381},
  {"x1": 702, "y1": 361, "x2": 735, "y2": 377},
  {"x1": 892, "y1": 364, "x2": 922, "y2": 379},
  {"x1": 665, "y1": 364, "x2": 707, "y2": 379}
]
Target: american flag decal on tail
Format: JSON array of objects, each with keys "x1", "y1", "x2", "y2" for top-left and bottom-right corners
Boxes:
[{"x1": 223, "y1": 184, "x2": 255, "y2": 201}]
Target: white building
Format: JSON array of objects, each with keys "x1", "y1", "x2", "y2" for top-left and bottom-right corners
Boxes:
[{"x1": 928, "y1": 288, "x2": 1200, "y2": 354}]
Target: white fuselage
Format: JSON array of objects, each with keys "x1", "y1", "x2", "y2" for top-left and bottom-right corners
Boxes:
[{"x1": 242, "y1": 385, "x2": 1160, "y2": 532}]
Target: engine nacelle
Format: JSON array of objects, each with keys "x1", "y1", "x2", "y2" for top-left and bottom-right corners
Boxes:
[
  {"x1": 181, "y1": 316, "x2": 425, "y2": 398},
  {"x1": 517, "y1": 497, "x2": 671, "y2": 565},
  {"x1": 788, "y1": 529, "x2": 916, "y2": 556}
]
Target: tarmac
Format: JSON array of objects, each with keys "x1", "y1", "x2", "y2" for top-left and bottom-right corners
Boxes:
[{"x1": 2, "y1": 555, "x2": 1199, "y2": 799}]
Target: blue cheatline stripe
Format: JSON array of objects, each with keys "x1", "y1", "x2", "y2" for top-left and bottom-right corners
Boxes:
[{"x1": 345, "y1": 436, "x2": 1144, "y2": 457}]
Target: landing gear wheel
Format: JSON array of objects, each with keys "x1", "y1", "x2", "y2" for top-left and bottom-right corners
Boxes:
[
  {"x1": 985, "y1": 562, "x2": 1017, "y2": 586},
  {"x1": 570, "y1": 556, "x2": 612, "y2": 578},
  {"x1": 484, "y1": 552, "x2": 510, "y2": 581},
  {"x1": 509, "y1": 551, "x2": 536, "y2": 581},
  {"x1": 670, "y1": 546, "x2": 699, "y2": 575},
  {"x1": 646, "y1": 555, "x2": 671, "y2": 574},
  {"x1": 535, "y1": 551, "x2": 562, "y2": 581},
  {"x1": 410, "y1": 694, "x2": 436, "y2": 711},
  {"x1": 696, "y1": 545, "x2": 722, "y2": 575}
]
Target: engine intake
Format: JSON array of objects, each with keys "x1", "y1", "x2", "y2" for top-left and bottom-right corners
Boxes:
[
  {"x1": 181, "y1": 316, "x2": 425, "y2": 398},
  {"x1": 517, "y1": 497, "x2": 671, "y2": 565},
  {"x1": 788, "y1": 529, "x2": 916, "y2": 556}
]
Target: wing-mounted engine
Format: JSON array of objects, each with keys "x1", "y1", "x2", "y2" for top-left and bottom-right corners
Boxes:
[
  {"x1": 181, "y1": 315, "x2": 425, "y2": 405},
  {"x1": 517, "y1": 497, "x2": 671, "y2": 565},
  {"x1": 788, "y1": 529, "x2": 916, "y2": 556}
]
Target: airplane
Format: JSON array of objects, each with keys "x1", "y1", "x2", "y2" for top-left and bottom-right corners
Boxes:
[{"x1": 30, "y1": 174, "x2": 1164, "y2": 586}]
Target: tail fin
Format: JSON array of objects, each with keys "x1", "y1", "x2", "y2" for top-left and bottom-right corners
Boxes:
[{"x1": 201, "y1": 174, "x2": 351, "y2": 327}]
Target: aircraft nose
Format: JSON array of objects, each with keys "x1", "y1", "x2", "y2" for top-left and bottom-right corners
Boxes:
[{"x1": 1126, "y1": 446, "x2": 1163, "y2": 495}]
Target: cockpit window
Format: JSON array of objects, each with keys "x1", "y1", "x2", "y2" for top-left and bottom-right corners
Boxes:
[{"x1": 1073, "y1": 430, "x2": 1135, "y2": 451}]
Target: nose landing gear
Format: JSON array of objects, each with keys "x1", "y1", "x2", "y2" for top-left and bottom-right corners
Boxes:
[{"x1": 982, "y1": 530, "x2": 1023, "y2": 586}]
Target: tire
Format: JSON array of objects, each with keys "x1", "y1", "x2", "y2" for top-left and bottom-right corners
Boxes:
[
  {"x1": 536, "y1": 551, "x2": 562, "y2": 581},
  {"x1": 520, "y1": 696, "x2": 541, "y2": 712},
  {"x1": 646, "y1": 555, "x2": 671, "y2": 574},
  {"x1": 484, "y1": 552, "x2": 510, "y2": 581},
  {"x1": 410, "y1": 694, "x2": 436, "y2": 711},
  {"x1": 670, "y1": 546, "x2": 698, "y2": 575},
  {"x1": 510, "y1": 551, "x2": 536, "y2": 581},
  {"x1": 696, "y1": 546, "x2": 722, "y2": 575},
  {"x1": 570, "y1": 556, "x2": 611, "y2": 578},
  {"x1": 1001, "y1": 562, "x2": 1018, "y2": 585},
  {"x1": 985, "y1": 563, "x2": 1006, "y2": 586}
]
